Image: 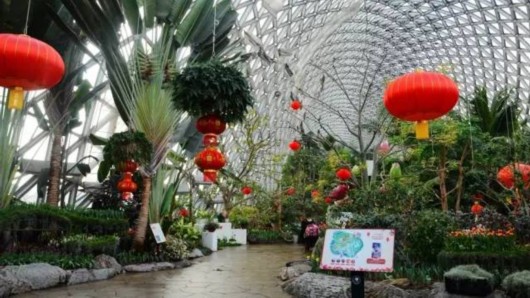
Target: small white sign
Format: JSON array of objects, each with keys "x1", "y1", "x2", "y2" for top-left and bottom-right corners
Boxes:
[
  {"x1": 320, "y1": 229, "x2": 395, "y2": 272},
  {"x1": 150, "y1": 223, "x2": 166, "y2": 244}
]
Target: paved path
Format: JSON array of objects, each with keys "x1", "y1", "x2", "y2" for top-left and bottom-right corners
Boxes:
[{"x1": 18, "y1": 244, "x2": 305, "y2": 298}]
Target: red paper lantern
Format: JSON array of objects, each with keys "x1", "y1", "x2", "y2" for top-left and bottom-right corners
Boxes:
[
  {"x1": 117, "y1": 172, "x2": 138, "y2": 193},
  {"x1": 336, "y1": 168, "x2": 352, "y2": 181},
  {"x1": 196, "y1": 114, "x2": 227, "y2": 147},
  {"x1": 471, "y1": 201, "x2": 484, "y2": 215},
  {"x1": 497, "y1": 163, "x2": 530, "y2": 189},
  {"x1": 290, "y1": 100, "x2": 302, "y2": 110},
  {"x1": 289, "y1": 140, "x2": 301, "y2": 151},
  {"x1": 0, "y1": 34, "x2": 65, "y2": 110},
  {"x1": 383, "y1": 71, "x2": 459, "y2": 139},
  {"x1": 242, "y1": 186, "x2": 252, "y2": 195},
  {"x1": 285, "y1": 187, "x2": 296, "y2": 196},
  {"x1": 195, "y1": 147, "x2": 226, "y2": 182}
]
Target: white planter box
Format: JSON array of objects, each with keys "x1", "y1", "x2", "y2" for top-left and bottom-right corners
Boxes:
[
  {"x1": 202, "y1": 231, "x2": 218, "y2": 251},
  {"x1": 217, "y1": 222, "x2": 233, "y2": 240},
  {"x1": 230, "y1": 229, "x2": 247, "y2": 245}
]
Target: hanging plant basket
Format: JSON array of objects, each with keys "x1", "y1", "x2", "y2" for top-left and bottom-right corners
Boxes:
[{"x1": 172, "y1": 60, "x2": 254, "y2": 124}]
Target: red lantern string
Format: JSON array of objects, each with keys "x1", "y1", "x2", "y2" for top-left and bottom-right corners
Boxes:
[
  {"x1": 290, "y1": 100, "x2": 302, "y2": 110},
  {"x1": 289, "y1": 140, "x2": 301, "y2": 151}
]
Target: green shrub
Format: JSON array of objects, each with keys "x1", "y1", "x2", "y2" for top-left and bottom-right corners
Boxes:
[
  {"x1": 168, "y1": 219, "x2": 201, "y2": 249},
  {"x1": 438, "y1": 250, "x2": 530, "y2": 274},
  {"x1": 247, "y1": 229, "x2": 283, "y2": 244},
  {"x1": 405, "y1": 210, "x2": 457, "y2": 264},
  {"x1": 502, "y1": 270, "x2": 530, "y2": 298},
  {"x1": 162, "y1": 236, "x2": 189, "y2": 261},
  {"x1": 218, "y1": 238, "x2": 241, "y2": 248},
  {"x1": 60, "y1": 234, "x2": 118, "y2": 256},
  {"x1": 444, "y1": 265, "x2": 494, "y2": 296},
  {"x1": 444, "y1": 229, "x2": 516, "y2": 253},
  {"x1": 114, "y1": 251, "x2": 167, "y2": 265},
  {"x1": 0, "y1": 252, "x2": 94, "y2": 269},
  {"x1": 229, "y1": 206, "x2": 260, "y2": 229}
]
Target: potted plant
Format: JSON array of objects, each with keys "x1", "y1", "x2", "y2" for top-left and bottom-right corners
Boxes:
[
  {"x1": 204, "y1": 222, "x2": 220, "y2": 233},
  {"x1": 172, "y1": 60, "x2": 254, "y2": 124},
  {"x1": 195, "y1": 210, "x2": 214, "y2": 226}
]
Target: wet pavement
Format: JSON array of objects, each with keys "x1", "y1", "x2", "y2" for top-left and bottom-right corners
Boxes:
[{"x1": 17, "y1": 244, "x2": 306, "y2": 298}]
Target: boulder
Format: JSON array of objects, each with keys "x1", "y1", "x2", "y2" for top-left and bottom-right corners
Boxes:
[
  {"x1": 430, "y1": 282, "x2": 506, "y2": 298},
  {"x1": 282, "y1": 272, "x2": 350, "y2": 298},
  {"x1": 93, "y1": 254, "x2": 122, "y2": 273},
  {"x1": 188, "y1": 248, "x2": 204, "y2": 259},
  {"x1": 1, "y1": 263, "x2": 67, "y2": 294},
  {"x1": 67, "y1": 268, "x2": 118, "y2": 285},
  {"x1": 0, "y1": 269, "x2": 31, "y2": 297},
  {"x1": 123, "y1": 262, "x2": 175, "y2": 272},
  {"x1": 279, "y1": 263, "x2": 312, "y2": 281},
  {"x1": 365, "y1": 281, "x2": 409, "y2": 298}
]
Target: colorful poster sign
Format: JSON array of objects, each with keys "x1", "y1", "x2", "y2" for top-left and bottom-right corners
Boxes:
[
  {"x1": 320, "y1": 229, "x2": 395, "y2": 272},
  {"x1": 150, "y1": 223, "x2": 167, "y2": 244}
]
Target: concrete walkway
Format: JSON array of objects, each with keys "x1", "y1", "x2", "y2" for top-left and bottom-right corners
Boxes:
[{"x1": 18, "y1": 244, "x2": 305, "y2": 298}]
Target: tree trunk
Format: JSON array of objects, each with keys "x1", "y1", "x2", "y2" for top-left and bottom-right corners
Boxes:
[
  {"x1": 46, "y1": 132, "x2": 63, "y2": 206},
  {"x1": 439, "y1": 147, "x2": 448, "y2": 211},
  {"x1": 133, "y1": 175, "x2": 152, "y2": 251},
  {"x1": 454, "y1": 144, "x2": 469, "y2": 212}
]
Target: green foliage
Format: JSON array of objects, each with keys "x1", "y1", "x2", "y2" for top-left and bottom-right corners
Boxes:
[
  {"x1": 172, "y1": 60, "x2": 254, "y2": 123},
  {"x1": 161, "y1": 235, "x2": 189, "y2": 261},
  {"x1": 247, "y1": 230, "x2": 283, "y2": 244},
  {"x1": 218, "y1": 238, "x2": 241, "y2": 248},
  {"x1": 0, "y1": 94, "x2": 22, "y2": 209},
  {"x1": 444, "y1": 233, "x2": 516, "y2": 253},
  {"x1": 228, "y1": 206, "x2": 260, "y2": 228},
  {"x1": 0, "y1": 252, "x2": 94, "y2": 270},
  {"x1": 168, "y1": 218, "x2": 201, "y2": 249},
  {"x1": 114, "y1": 251, "x2": 168, "y2": 266},
  {"x1": 438, "y1": 250, "x2": 530, "y2": 273},
  {"x1": 0, "y1": 204, "x2": 128, "y2": 236},
  {"x1": 502, "y1": 270, "x2": 530, "y2": 298},
  {"x1": 405, "y1": 210, "x2": 457, "y2": 264},
  {"x1": 204, "y1": 222, "x2": 220, "y2": 232},
  {"x1": 444, "y1": 265, "x2": 495, "y2": 296},
  {"x1": 60, "y1": 234, "x2": 118, "y2": 256}
]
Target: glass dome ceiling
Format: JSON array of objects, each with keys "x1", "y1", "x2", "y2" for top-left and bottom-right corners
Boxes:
[{"x1": 8, "y1": 0, "x2": 530, "y2": 203}]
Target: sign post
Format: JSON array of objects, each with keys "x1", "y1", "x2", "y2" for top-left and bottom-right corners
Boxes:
[{"x1": 319, "y1": 229, "x2": 395, "y2": 298}]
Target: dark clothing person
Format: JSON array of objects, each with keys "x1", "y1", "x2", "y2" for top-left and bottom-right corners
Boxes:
[
  {"x1": 299, "y1": 218, "x2": 309, "y2": 244},
  {"x1": 304, "y1": 221, "x2": 319, "y2": 252}
]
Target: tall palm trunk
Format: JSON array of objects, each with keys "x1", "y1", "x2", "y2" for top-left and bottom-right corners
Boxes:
[
  {"x1": 439, "y1": 146, "x2": 448, "y2": 211},
  {"x1": 134, "y1": 175, "x2": 152, "y2": 251},
  {"x1": 46, "y1": 131, "x2": 63, "y2": 206}
]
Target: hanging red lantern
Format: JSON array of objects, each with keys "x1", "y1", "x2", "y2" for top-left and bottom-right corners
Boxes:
[
  {"x1": 497, "y1": 163, "x2": 530, "y2": 189},
  {"x1": 196, "y1": 114, "x2": 227, "y2": 146},
  {"x1": 242, "y1": 186, "x2": 252, "y2": 195},
  {"x1": 336, "y1": 168, "x2": 352, "y2": 181},
  {"x1": 383, "y1": 71, "x2": 459, "y2": 139},
  {"x1": 285, "y1": 187, "x2": 296, "y2": 196},
  {"x1": 290, "y1": 99, "x2": 302, "y2": 110},
  {"x1": 195, "y1": 147, "x2": 226, "y2": 182},
  {"x1": 378, "y1": 140, "x2": 390, "y2": 155},
  {"x1": 117, "y1": 172, "x2": 138, "y2": 193},
  {"x1": 116, "y1": 160, "x2": 138, "y2": 173},
  {"x1": 0, "y1": 34, "x2": 65, "y2": 110},
  {"x1": 289, "y1": 140, "x2": 301, "y2": 151},
  {"x1": 471, "y1": 201, "x2": 484, "y2": 215}
]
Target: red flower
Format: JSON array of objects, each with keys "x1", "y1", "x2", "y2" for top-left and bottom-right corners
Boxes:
[
  {"x1": 471, "y1": 201, "x2": 484, "y2": 215},
  {"x1": 179, "y1": 208, "x2": 189, "y2": 217},
  {"x1": 325, "y1": 197, "x2": 333, "y2": 204}
]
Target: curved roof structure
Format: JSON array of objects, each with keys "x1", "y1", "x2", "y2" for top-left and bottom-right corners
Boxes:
[{"x1": 8, "y1": 0, "x2": 530, "y2": 203}]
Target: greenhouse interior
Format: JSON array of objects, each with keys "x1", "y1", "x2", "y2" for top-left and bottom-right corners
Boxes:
[{"x1": 2, "y1": 0, "x2": 530, "y2": 297}]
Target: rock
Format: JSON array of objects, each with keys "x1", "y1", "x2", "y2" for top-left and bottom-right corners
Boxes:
[
  {"x1": 365, "y1": 281, "x2": 409, "y2": 298},
  {"x1": 1, "y1": 263, "x2": 67, "y2": 294},
  {"x1": 123, "y1": 262, "x2": 175, "y2": 272},
  {"x1": 173, "y1": 260, "x2": 192, "y2": 269},
  {"x1": 381, "y1": 278, "x2": 411, "y2": 289},
  {"x1": 188, "y1": 248, "x2": 204, "y2": 259},
  {"x1": 279, "y1": 263, "x2": 312, "y2": 281},
  {"x1": 0, "y1": 269, "x2": 31, "y2": 297},
  {"x1": 67, "y1": 268, "x2": 118, "y2": 285},
  {"x1": 93, "y1": 254, "x2": 122, "y2": 273},
  {"x1": 282, "y1": 272, "x2": 350, "y2": 298},
  {"x1": 430, "y1": 282, "x2": 506, "y2": 298}
]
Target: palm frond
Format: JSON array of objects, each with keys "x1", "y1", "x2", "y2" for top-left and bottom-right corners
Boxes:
[{"x1": 0, "y1": 91, "x2": 22, "y2": 208}]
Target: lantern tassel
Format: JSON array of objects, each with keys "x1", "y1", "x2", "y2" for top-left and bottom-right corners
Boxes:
[
  {"x1": 415, "y1": 120, "x2": 429, "y2": 139},
  {"x1": 7, "y1": 87, "x2": 24, "y2": 110}
]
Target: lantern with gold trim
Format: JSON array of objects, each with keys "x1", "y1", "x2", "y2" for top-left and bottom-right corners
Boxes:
[
  {"x1": 195, "y1": 147, "x2": 226, "y2": 182},
  {"x1": 0, "y1": 34, "x2": 65, "y2": 110},
  {"x1": 196, "y1": 114, "x2": 227, "y2": 147},
  {"x1": 383, "y1": 71, "x2": 459, "y2": 139}
]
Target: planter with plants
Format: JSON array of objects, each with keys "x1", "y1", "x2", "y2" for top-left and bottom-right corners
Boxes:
[
  {"x1": 201, "y1": 222, "x2": 219, "y2": 252},
  {"x1": 204, "y1": 222, "x2": 220, "y2": 233}
]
